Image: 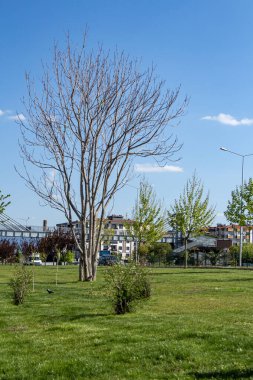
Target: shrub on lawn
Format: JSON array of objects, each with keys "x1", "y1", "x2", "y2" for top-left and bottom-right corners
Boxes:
[
  {"x1": 63, "y1": 250, "x2": 75, "y2": 264},
  {"x1": 105, "y1": 263, "x2": 151, "y2": 314},
  {"x1": 9, "y1": 266, "x2": 32, "y2": 305}
]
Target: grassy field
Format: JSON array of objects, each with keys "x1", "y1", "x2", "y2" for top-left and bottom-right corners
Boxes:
[{"x1": 0, "y1": 266, "x2": 253, "y2": 379}]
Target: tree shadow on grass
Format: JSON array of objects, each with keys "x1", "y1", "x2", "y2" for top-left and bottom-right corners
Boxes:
[
  {"x1": 67, "y1": 312, "x2": 111, "y2": 321},
  {"x1": 223, "y1": 277, "x2": 253, "y2": 282},
  {"x1": 193, "y1": 368, "x2": 253, "y2": 379},
  {"x1": 200, "y1": 277, "x2": 253, "y2": 283},
  {"x1": 150, "y1": 271, "x2": 230, "y2": 276},
  {"x1": 32, "y1": 280, "x2": 81, "y2": 284},
  {"x1": 46, "y1": 311, "x2": 112, "y2": 323}
]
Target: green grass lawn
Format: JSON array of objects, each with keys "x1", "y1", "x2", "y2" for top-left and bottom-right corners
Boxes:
[{"x1": 1, "y1": 266, "x2": 253, "y2": 379}]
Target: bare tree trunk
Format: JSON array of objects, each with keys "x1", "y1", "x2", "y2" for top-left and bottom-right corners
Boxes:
[
  {"x1": 79, "y1": 256, "x2": 84, "y2": 281},
  {"x1": 18, "y1": 35, "x2": 187, "y2": 281},
  {"x1": 79, "y1": 221, "x2": 90, "y2": 281},
  {"x1": 91, "y1": 257, "x2": 97, "y2": 281}
]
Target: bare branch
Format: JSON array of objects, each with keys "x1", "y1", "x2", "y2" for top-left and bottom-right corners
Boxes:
[{"x1": 18, "y1": 35, "x2": 187, "y2": 281}]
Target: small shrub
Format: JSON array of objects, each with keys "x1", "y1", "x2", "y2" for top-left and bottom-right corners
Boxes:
[
  {"x1": 105, "y1": 263, "x2": 151, "y2": 314},
  {"x1": 9, "y1": 266, "x2": 32, "y2": 305},
  {"x1": 65, "y1": 250, "x2": 75, "y2": 264}
]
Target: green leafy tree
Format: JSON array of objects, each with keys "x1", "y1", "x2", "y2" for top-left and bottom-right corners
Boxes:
[
  {"x1": 0, "y1": 190, "x2": 10, "y2": 214},
  {"x1": 64, "y1": 250, "x2": 75, "y2": 264},
  {"x1": 205, "y1": 249, "x2": 223, "y2": 266},
  {"x1": 127, "y1": 180, "x2": 166, "y2": 263},
  {"x1": 229, "y1": 243, "x2": 253, "y2": 265},
  {"x1": 147, "y1": 242, "x2": 172, "y2": 266},
  {"x1": 228, "y1": 245, "x2": 239, "y2": 266},
  {"x1": 168, "y1": 173, "x2": 216, "y2": 268},
  {"x1": 242, "y1": 243, "x2": 253, "y2": 263},
  {"x1": 225, "y1": 178, "x2": 253, "y2": 226},
  {"x1": 138, "y1": 244, "x2": 150, "y2": 263}
]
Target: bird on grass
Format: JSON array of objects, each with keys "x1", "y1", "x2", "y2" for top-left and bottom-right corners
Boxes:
[{"x1": 47, "y1": 288, "x2": 54, "y2": 294}]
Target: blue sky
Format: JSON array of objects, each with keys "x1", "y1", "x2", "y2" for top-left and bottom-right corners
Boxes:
[{"x1": 1, "y1": 0, "x2": 253, "y2": 227}]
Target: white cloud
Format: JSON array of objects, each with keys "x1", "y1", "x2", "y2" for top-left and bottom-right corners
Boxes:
[
  {"x1": 0, "y1": 110, "x2": 5, "y2": 116},
  {"x1": 46, "y1": 170, "x2": 57, "y2": 186},
  {"x1": 134, "y1": 163, "x2": 183, "y2": 173},
  {"x1": 202, "y1": 113, "x2": 253, "y2": 126},
  {"x1": 8, "y1": 113, "x2": 26, "y2": 122},
  {"x1": 49, "y1": 169, "x2": 56, "y2": 179}
]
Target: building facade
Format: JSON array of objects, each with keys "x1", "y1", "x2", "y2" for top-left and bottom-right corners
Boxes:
[
  {"x1": 0, "y1": 214, "x2": 52, "y2": 244},
  {"x1": 207, "y1": 224, "x2": 253, "y2": 245},
  {"x1": 56, "y1": 214, "x2": 179, "y2": 260},
  {"x1": 56, "y1": 214, "x2": 136, "y2": 260},
  {"x1": 100, "y1": 215, "x2": 135, "y2": 259}
]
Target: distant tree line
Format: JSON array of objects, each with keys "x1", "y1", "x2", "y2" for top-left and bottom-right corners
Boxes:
[{"x1": 0, "y1": 231, "x2": 75, "y2": 265}]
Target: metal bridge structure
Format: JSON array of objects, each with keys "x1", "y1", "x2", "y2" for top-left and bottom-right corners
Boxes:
[
  {"x1": 173, "y1": 236, "x2": 217, "y2": 254},
  {"x1": 0, "y1": 213, "x2": 51, "y2": 242}
]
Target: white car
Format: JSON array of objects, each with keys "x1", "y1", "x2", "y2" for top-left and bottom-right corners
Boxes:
[{"x1": 25, "y1": 255, "x2": 42, "y2": 266}]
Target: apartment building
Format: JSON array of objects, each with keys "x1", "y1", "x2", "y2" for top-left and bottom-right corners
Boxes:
[
  {"x1": 101, "y1": 215, "x2": 135, "y2": 259},
  {"x1": 207, "y1": 224, "x2": 253, "y2": 245},
  {"x1": 159, "y1": 230, "x2": 182, "y2": 248},
  {"x1": 56, "y1": 214, "x2": 179, "y2": 260},
  {"x1": 56, "y1": 215, "x2": 135, "y2": 260}
]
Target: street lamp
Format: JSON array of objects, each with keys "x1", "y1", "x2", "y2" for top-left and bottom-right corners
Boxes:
[{"x1": 220, "y1": 147, "x2": 253, "y2": 266}]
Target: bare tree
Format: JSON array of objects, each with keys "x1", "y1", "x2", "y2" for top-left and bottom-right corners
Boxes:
[{"x1": 18, "y1": 36, "x2": 187, "y2": 281}]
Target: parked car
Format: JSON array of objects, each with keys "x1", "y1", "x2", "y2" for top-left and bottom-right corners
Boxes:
[
  {"x1": 98, "y1": 256, "x2": 119, "y2": 266},
  {"x1": 25, "y1": 254, "x2": 42, "y2": 266}
]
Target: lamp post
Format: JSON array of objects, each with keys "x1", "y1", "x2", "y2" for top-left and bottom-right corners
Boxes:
[{"x1": 220, "y1": 147, "x2": 253, "y2": 266}]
